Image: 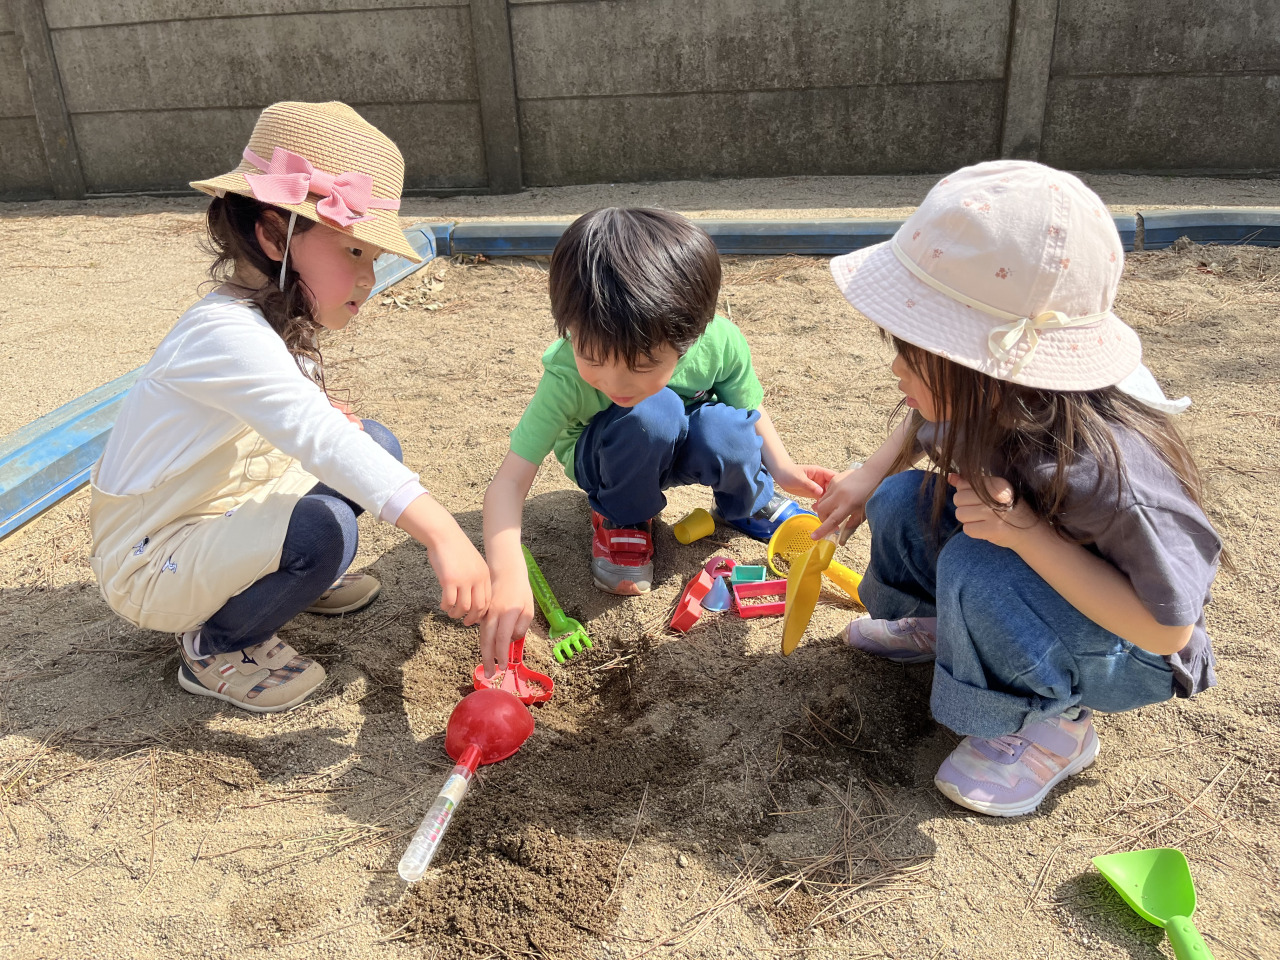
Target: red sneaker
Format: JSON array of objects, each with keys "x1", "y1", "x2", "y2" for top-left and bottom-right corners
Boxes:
[{"x1": 590, "y1": 510, "x2": 654, "y2": 595}]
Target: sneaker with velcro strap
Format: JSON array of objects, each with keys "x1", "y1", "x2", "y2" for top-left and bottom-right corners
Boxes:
[
  {"x1": 304, "y1": 571, "x2": 380, "y2": 615},
  {"x1": 176, "y1": 632, "x2": 326, "y2": 713},
  {"x1": 590, "y1": 510, "x2": 654, "y2": 595}
]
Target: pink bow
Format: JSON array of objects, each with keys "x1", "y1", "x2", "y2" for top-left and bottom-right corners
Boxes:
[{"x1": 242, "y1": 147, "x2": 399, "y2": 227}]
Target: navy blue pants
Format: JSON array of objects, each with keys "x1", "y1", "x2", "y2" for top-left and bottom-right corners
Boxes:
[
  {"x1": 860, "y1": 470, "x2": 1176, "y2": 738},
  {"x1": 199, "y1": 420, "x2": 400, "y2": 655},
  {"x1": 573, "y1": 388, "x2": 773, "y2": 526}
]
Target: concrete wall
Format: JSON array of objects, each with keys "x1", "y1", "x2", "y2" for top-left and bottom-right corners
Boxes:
[
  {"x1": 3, "y1": 0, "x2": 1277, "y2": 200},
  {"x1": 1042, "y1": 0, "x2": 1280, "y2": 171},
  {"x1": 510, "y1": 0, "x2": 1008, "y2": 184},
  {"x1": 0, "y1": 3, "x2": 54, "y2": 198}
]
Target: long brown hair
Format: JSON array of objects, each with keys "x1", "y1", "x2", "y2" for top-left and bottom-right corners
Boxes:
[
  {"x1": 887, "y1": 335, "x2": 1208, "y2": 540},
  {"x1": 203, "y1": 193, "x2": 327, "y2": 388}
]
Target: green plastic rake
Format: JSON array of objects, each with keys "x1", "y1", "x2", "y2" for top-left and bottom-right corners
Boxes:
[{"x1": 522, "y1": 545, "x2": 593, "y2": 663}]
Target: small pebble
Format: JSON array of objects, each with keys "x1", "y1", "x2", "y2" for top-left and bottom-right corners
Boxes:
[{"x1": 677, "y1": 853, "x2": 689, "y2": 868}]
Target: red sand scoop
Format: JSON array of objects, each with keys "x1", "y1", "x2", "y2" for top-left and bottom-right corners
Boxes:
[
  {"x1": 398, "y1": 689, "x2": 534, "y2": 881},
  {"x1": 471, "y1": 635, "x2": 554, "y2": 704}
]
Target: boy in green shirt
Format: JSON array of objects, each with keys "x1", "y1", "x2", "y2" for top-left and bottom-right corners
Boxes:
[{"x1": 480, "y1": 209, "x2": 832, "y2": 673}]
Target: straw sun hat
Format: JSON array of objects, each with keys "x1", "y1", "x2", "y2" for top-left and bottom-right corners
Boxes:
[
  {"x1": 831, "y1": 160, "x2": 1140, "y2": 391},
  {"x1": 191, "y1": 100, "x2": 419, "y2": 262}
]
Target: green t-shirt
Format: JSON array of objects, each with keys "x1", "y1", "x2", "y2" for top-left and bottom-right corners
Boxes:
[{"x1": 509, "y1": 315, "x2": 764, "y2": 482}]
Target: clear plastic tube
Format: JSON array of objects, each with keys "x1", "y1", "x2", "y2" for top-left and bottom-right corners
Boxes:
[{"x1": 397, "y1": 763, "x2": 474, "y2": 882}]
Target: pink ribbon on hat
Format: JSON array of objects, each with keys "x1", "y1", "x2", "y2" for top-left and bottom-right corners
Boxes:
[{"x1": 242, "y1": 147, "x2": 399, "y2": 227}]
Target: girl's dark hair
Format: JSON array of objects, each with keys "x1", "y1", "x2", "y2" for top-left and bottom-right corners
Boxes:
[
  {"x1": 549, "y1": 208, "x2": 721, "y2": 369},
  {"x1": 887, "y1": 335, "x2": 1208, "y2": 539},
  {"x1": 204, "y1": 192, "x2": 325, "y2": 386}
]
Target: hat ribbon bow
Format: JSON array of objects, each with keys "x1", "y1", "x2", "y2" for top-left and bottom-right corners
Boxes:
[
  {"x1": 988, "y1": 310, "x2": 1105, "y2": 376},
  {"x1": 890, "y1": 240, "x2": 1109, "y2": 377},
  {"x1": 242, "y1": 147, "x2": 400, "y2": 227}
]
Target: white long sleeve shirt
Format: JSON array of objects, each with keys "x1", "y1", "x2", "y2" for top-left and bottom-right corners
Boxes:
[{"x1": 96, "y1": 292, "x2": 425, "y2": 523}]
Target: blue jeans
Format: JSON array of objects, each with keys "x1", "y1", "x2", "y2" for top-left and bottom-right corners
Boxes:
[
  {"x1": 199, "y1": 420, "x2": 400, "y2": 655},
  {"x1": 860, "y1": 470, "x2": 1175, "y2": 738},
  {"x1": 573, "y1": 388, "x2": 773, "y2": 526}
]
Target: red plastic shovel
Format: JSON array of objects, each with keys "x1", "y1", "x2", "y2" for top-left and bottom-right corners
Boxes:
[
  {"x1": 397, "y1": 688, "x2": 534, "y2": 881},
  {"x1": 471, "y1": 635, "x2": 554, "y2": 704}
]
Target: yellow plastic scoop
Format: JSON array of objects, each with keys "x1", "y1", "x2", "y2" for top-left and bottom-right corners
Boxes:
[
  {"x1": 781, "y1": 529, "x2": 840, "y2": 656},
  {"x1": 768, "y1": 513, "x2": 862, "y2": 604}
]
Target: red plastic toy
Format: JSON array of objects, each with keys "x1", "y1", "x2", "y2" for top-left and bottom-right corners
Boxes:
[
  {"x1": 669, "y1": 557, "x2": 737, "y2": 632},
  {"x1": 732, "y1": 578, "x2": 787, "y2": 618},
  {"x1": 472, "y1": 635, "x2": 554, "y2": 704}
]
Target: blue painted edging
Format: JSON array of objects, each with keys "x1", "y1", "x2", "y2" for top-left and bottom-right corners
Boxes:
[
  {"x1": 448, "y1": 218, "x2": 904, "y2": 257},
  {"x1": 1141, "y1": 208, "x2": 1280, "y2": 250},
  {"x1": 445, "y1": 216, "x2": 1139, "y2": 255},
  {"x1": 0, "y1": 227, "x2": 438, "y2": 541},
  {"x1": 0, "y1": 370, "x2": 142, "y2": 539}
]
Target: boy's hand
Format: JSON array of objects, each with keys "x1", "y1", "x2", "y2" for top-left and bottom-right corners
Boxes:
[
  {"x1": 948, "y1": 474, "x2": 1040, "y2": 551},
  {"x1": 479, "y1": 561, "x2": 535, "y2": 677},
  {"x1": 811, "y1": 463, "x2": 878, "y2": 542},
  {"x1": 772, "y1": 462, "x2": 835, "y2": 500},
  {"x1": 424, "y1": 526, "x2": 492, "y2": 626}
]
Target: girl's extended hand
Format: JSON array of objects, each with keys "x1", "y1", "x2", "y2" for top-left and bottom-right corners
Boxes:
[
  {"x1": 479, "y1": 561, "x2": 535, "y2": 677},
  {"x1": 771, "y1": 461, "x2": 837, "y2": 500},
  {"x1": 948, "y1": 473, "x2": 1040, "y2": 550},
  {"x1": 811, "y1": 463, "x2": 878, "y2": 541},
  {"x1": 414, "y1": 518, "x2": 491, "y2": 626}
]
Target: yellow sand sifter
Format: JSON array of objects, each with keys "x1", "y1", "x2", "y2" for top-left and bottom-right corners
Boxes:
[
  {"x1": 767, "y1": 512, "x2": 863, "y2": 602},
  {"x1": 772, "y1": 513, "x2": 864, "y2": 656}
]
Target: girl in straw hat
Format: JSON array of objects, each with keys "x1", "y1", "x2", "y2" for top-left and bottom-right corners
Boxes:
[
  {"x1": 813, "y1": 160, "x2": 1222, "y2": 816},
  {"x1": 90, "y1": 101, "x2": 489, "y2": 713}
]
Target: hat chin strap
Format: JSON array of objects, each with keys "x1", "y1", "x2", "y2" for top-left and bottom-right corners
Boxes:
[
  {"x1": 889, "y1": 240, "x2": 1108, "y2": 377},
  {"x1": 278, "y1": 210, "x2": 298, "y2": 292}
]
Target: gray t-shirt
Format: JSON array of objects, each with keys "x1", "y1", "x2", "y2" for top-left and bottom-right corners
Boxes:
[{"x1": 918, "y1": 422, "x2": 1220, "y2": 697}]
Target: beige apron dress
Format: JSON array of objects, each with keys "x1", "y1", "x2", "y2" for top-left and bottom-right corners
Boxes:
[{"x1": 90, "y1": 426, "x2": 319, "y2": 634}]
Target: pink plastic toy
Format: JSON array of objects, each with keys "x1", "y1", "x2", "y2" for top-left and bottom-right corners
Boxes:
[{"x1": 732, "y1": 579, "x2": 787, "y2": 618}]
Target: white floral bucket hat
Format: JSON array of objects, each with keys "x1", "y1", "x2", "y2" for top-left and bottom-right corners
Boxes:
[
  {"x1": 830, "y1": 160, "x2": 1141, "y2": 391},
  {"x1": 191, "y1": 100, "x2": 420, "y2": 266}
]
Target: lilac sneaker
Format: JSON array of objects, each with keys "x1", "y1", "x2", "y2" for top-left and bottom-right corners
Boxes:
[
  {"x1": 844, "y1": 616, "x2": 938, "y2": 664},
  {"x1": 934, "y1": 710, "x2": 1100, "y2": 817}
]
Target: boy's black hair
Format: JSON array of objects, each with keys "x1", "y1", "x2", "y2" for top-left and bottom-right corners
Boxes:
[{"x1": 549, "y1": 208, "x2": 721, "y2": 369}]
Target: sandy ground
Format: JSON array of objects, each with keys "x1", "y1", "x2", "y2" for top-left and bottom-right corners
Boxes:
[{"x1": 1, "y1": 175, "x2": 1278, "y2": 960}]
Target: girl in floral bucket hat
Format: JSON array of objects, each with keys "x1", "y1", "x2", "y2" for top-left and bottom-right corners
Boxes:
[
  {"x1": 812, "y1": 160, "x2": 1222, "y2": 816},
  {"x1": 89, "y1": 101, "x2": 490, "y2": 713}
]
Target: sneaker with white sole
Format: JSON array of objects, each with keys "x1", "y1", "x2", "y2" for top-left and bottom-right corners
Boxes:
[
  {"x1": 934, "y1": 709, "x2": 1099, "y2": 817},
  {"x1": 305, "y1": 571, "x2": 380, "y2": 615},
  {"x1": 590, "y1": 511, "x2": 654, "y2": 595},
  {"x1": 719, "y1": 491, "x2": 814, "y2": 542},
  {"x1": 844, "y1": 616, "x2": 938, "y2": 664},
  {"x1": 176, "y1": 632, "x2": 326, "y2": 713}
]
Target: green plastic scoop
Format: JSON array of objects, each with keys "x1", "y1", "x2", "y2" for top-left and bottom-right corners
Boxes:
[{"x1": 1092, "y1": 848, "x2": 1214, "y2": 959}]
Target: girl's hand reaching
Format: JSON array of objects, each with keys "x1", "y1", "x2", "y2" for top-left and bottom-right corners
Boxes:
[
  {"x1": 948, "y1": 474, "x2": 1041, "y2": 550},
  {"x1": 812, "y1": 462, "x2": 879, "y2": 542},
  {"x1": 424, "y1": 524, "x2": 492, "y2": 625},
  {"x1": 396, "y1": 494, "x2": 492, "y2": 625}
]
